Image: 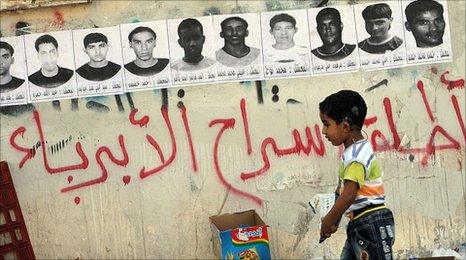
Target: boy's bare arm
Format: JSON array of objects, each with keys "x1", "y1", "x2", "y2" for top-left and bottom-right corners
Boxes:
[
  {"x1": 320, "y1": 180, "x2": 359, "y2": 237},
  {"x1": 335, "y1": 180, "x2": 341, "y2": 194}
]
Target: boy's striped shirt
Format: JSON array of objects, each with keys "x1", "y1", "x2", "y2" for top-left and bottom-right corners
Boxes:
[{"x1": 339, "y1": 139, "x2": 385, "y2": 213}]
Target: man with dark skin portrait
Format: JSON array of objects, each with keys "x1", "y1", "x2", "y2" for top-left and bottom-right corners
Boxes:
[
  {"x1": 76, "y1": 32, "x2": 121, "y2": 81},
  {"x1": 28, "y1": 34, "x2": 74, "y2": 88},
  {"x1": 0, "y1": 41, "x2": 25, "y2": 93},
  {"x1": 171, "y1": 18, "x2": 216, "y2": 72},
  {"x1": 215, "y1": 16, "x2": 260, "y2": 67},
  {"x1": 358, "y1": 3, "x2": 403, "y2": 54},
  {"x1": 311, "y1": 8, "x2": 356, "y2": 61},
  {"x1": 404, "y1": 0, "x2": 446, "y2": 48},
  {"x1": 125, "y1": 26, "x2": 169, "y2": 76}
]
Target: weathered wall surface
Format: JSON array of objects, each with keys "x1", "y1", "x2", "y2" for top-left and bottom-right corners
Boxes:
[{"x1": 0, "y1": 1, "x2": 465, "y2": 259}]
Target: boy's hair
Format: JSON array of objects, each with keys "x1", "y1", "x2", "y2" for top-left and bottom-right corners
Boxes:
[
  {"x1": 405, "y1": 0, "x2": 443, "y2": 24},
  {"x1": 362, "y1": 3, "x2": 392, "y2": 20},
  {"x1": 34, "y1": 34, "x2": 58, "y2": 51},
  {"x1": 270, "y1": 13, "x2": 296, "y2": 29},
  {"x1": 0, "y1": 41, "x2": 14, "y2": 56},
  {"x1": 178, "y1": 18, "x2": 204, "y2": 36},
  {"x1": 128, "y1": 26, "x2": 157, "y2": 42},
  {"x1": 83, "y1": 33, "x2": 108, "y2": 48},
  {"x1": 316, "y1": 7, "x2": 342, "y2": 24},
  {"x1": 319, "y1": 90, "x2": 367, "y2": 129},
  {"x1": 221, "y1": 16, "x2": 248, "y2": 30}
]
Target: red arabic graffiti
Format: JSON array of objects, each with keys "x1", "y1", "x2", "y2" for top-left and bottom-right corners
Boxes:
[
  {"x1": 61, "y1": 134, "x2": 128, "y2": 193},
  {"x1": 210, "y1": 118, "x2": 263, "y2": 205},
  {"x1": 440, "y1": 71, "x2": 465, "y2": 91},
  {"x1": 10, "y1": 110, "x2": 89, "y2": 172},
  {"x1": 180, "y1": 104, "x2": 198, "y2": 172},
  {"x1": 129, "y1": 109, "x2": 149, "y2": 127},
  {"x1": 139, "y1": 106, "x2": 177, "y2": 179},
  {"x1": 368, "y1": 81, "x2": 463, "y2": 166},
  {"x1": 8, "y1": 75, "x2": 465, "y2": 206},
  {"x1": 240, "y1": 125, "x2": 325, "y2": 181}
]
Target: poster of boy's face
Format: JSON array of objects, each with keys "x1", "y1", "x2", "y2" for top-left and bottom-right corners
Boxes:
[
  {"x1": 354, "y1": 1, "x2": 407, "y2": 70},
  {"x1": 73, "y1": 26, "x2": 124, "y2": 97},
  {"x1": 24, "y1": 31, "x2": 77, "y2": 102},
  {"x1": 120, "y1": 20, "x2": 172, "y2": 91},
  {"x1": 402, "y1": 0, "x2": 452, "y2": 64},
  {"x1": 260, "y1": 9, "x2": 311, "y2": 78},
  {"x1": 0, "y1": 36, "x2": 29, "y2": 106}
]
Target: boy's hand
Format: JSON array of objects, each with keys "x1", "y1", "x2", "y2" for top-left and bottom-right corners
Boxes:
[{"x1": 320, "y1": 216, "x2": 338, "y2": 240}]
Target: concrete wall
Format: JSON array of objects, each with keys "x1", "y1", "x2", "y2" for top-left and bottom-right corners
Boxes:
[{"x1": 0, "y1": 1, "x2": 464, "y2": 258}]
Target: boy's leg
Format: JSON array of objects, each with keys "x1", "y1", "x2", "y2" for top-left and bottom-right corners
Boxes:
[{"x1": 347, "y1": 208, "x2": 395, "y2": 260}]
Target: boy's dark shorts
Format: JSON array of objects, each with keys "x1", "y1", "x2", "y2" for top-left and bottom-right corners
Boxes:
[{"x1": 341, "y1": 208, "x2": 395, "y2": 260}]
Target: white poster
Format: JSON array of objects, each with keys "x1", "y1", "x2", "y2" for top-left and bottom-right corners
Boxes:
[
  {"x1": 73, "y1": 26, "x2": 125, "y2": 97},
  {"x1": 168, "y1": 16, "x2": 217, "y2": 85},
  {"x1": 121, "y1": 20, "x2": 172, "y2": 91},
  {"x1": 261, "y1": 9, "x2": 311, "y2": 78},
  {"x1": 213, "y1": 13, "x2": 264, "y2": 82},
  {"x1": 309, "y1": 5, "x2": 360, "y2": 75},
  {"x1": 24, "y1": 31, "x2": 77, "y2": 102},
  {"x1": 0, "y1": 36, "x2": 29, "y2": 106},
  {"x1": 354, "y1": 1, "x2": 407, "y2": 70},
  {"x1": 402, "y1": 0, "x2": 452, "y2": 64}
]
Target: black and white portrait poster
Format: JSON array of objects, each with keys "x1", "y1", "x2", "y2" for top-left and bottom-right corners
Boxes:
[
  {"x1": 0, "y1": 36, "x2": 29, "y2": 106},
  {"x1": 402, "y1": 0, "x2": 452, "y2": 64},
  {"x1": 121, "y1": 20, "x2": 171, "y2": 92},
  {"x1": 309, "y1": 5, "x2": 360, "y2": 75},
  {"x1": 73, "y1": 26, "x2": 124, "y2": 97},
  {"x1": 24, "y1": 31, "x2": 77, "y2": 102},
  {"x1": 213, "y1": 13, "x2": 264, "y2": 82},
  {"x1": 168, "y1": 16, "x2": 217, "y2": 85},
  {"x1": 261, "y1": 9, "x2": 311, "y2": 78},
  {"x1": 354, "y1": 1, "x2": 407, "y2": 70}
]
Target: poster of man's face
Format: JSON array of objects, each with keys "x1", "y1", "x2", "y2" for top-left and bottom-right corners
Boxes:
[
  {"x1": 73, "y1": 26, "x2": 124, "y2": 97},
  {"x1": 213, "y1": 13, "x2": 263, "y2": 82},
  {"x1": 402, "y1": 0, "x2": 452, "y2": 64},
  {"x1": 120, "y1": 20, "x2": 172, "y2": 91},
  {"x1": 167, "y1": 16, "x2": 217, "y2": 85},
  {"x1": 260, "y1": 9, "x2": 311, "y2": 78},
  {"x1": 0, "y1": 36, "x2": 29, "y2": 106},
  {"x1": 308, "y1": 5, "x2": 359, "y2": 75},
  {"x1": 354, "y1": 1, "x2": 407, "y2": 70},
  {"x1": 24, "y1": 31, "x2": 77, "y2": 102}
]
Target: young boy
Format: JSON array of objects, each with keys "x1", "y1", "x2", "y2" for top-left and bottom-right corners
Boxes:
[{"x1": 319, "y1": 90, "x2": 395, "y2": 259}]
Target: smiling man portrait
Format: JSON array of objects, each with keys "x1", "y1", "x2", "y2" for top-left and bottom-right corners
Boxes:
[
  {"x1": 215, "y1": 16, "x2": 261, "y2": 67},
  {"x1": 404, "y1": 0, "x2": 446, "y2": 48}
]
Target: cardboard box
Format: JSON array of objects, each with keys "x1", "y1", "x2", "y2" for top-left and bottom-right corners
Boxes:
[{"x1": 209, "y1": 210, "x2": 271, "y2": 260}]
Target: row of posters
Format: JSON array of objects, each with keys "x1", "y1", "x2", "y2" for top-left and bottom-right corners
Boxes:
[{"x1": 0, "y1": 0, "x2": 452, "y2": 106}]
